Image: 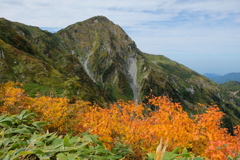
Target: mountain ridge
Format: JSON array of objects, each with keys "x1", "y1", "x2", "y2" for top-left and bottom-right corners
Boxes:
[
  {"x1": 204, "y1": 72, "x2": 240, "y2": 84},
  {"x1": 0, "y1": 17, "x2": 112, "y2": 105},
  {"x1": 0, "y1": 16, "x2": 240, "y2": 128}
]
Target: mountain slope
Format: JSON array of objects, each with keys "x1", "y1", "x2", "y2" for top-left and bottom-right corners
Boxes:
[
  {"x1": 56, "y1": 16, "x2": 222, "y2": 105},
  {"x1": 0, "y1": 16, "x2": 239, "y2": 128},
  {"x1": 0, "y1": 18, "x2": 112, "y2": 105},
  {"x1": 221, "y1": 81, "x2": 240, "y2": 105},
  {"x1": 56, "y1": 16, "x2": 240, "y2": 128}
]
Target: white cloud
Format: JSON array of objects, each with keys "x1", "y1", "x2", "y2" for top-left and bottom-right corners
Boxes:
[
  {"x1": 1, "y1": 0, "x2": 239, "y2": 27},
  {"x1": 0, "y1": 0, "x2": 239, "y2": 74}
]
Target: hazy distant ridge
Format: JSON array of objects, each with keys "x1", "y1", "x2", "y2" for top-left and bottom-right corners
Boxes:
[{"x1": 204, "y1": 72, "x2": 240, "y2": 84}]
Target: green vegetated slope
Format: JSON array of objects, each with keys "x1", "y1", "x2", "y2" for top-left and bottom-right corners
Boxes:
[
  {"x1": 0, "y1": 18, "x2": 112, "y2": 105},
  {"x1": 222, "y1": 81, "x2": 240, "y2": 92},
  {"x1": 0, "y1": 16, "x2": 239, "y2": 127},
  {"x1": 221, "y1": 81, "x2": 240, "y2": 105}
]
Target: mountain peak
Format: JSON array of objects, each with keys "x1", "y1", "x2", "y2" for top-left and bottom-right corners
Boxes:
[
  {"x1": 92, "y1": 15, "x2": 111, "y2": 21},
  {"x1": 81, "y1": 15, "x2": 114, "y2": 25},
  {"x1": 59, "y1": 15, "x2": 136, "y2": 54}
]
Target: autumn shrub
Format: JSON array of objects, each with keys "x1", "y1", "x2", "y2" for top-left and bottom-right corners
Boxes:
[
  {"x1": 77, "y1": 96, "x2": 240, "y2": 159},
  {"x1": 0, "y1": 82, "x2": 90, "y2": 133},
  {"x1": 0, "y1": 82, "x2": 27, "y2": 114},
  {"x1": 1, "y1": 82, "x2": 240, "y2": 159}
]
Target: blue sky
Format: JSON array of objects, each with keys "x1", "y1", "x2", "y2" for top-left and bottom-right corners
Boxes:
[{"x1": 0, "y1": 0, "x2": 239, "y2": 75}]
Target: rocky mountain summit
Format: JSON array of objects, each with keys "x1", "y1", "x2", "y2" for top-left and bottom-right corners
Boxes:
[{"x1": 0, "y1": 16, "x2": 239, "y2": 128}]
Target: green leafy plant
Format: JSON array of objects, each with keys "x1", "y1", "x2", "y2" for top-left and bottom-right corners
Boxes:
[
  {"x1": 0, "y1": 110, "x2": 132, "y2": 159},
  {"x1": 163, "y1": 147, "x2": 204, "y2": 160},
  {"x1": 228, "y1": 152, "x2": 240, "y2": 160},
  {"x1": 147, "y1": 138, "x2": 204, "y2": 160},
  {"x1": 148, "y1": 147, "x2": 205, "y2": 160}
]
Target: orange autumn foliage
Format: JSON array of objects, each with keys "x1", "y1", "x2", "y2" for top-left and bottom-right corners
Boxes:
[
  {"x1": 0, "y1": 82, "x2": 29, "y2": 114},
  {"x1": 0, "y1": 82, "x2": 90, "y2": 132},
  {"x1": 1, "y1": 82, "x2": 240, "y2": 159},
  {"x1": 77, "y1": 96, "x2": 240, "y2": 159},
  {"x1": 29, "y1": 96, "x2": 90, "y2": 132}
]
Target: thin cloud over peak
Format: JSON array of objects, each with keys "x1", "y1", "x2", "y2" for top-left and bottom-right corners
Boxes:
[{"x1": 0, "y1": 0, "x2": 239, "y2": 75}]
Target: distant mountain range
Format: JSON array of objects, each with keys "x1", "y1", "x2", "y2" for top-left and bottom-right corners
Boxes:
[
  {"x1": 0, "y1": 16, "x2": 240, "y2": 129},
  {"x1": 204, "y1": 72, "x2": 240, "y2": 84}
]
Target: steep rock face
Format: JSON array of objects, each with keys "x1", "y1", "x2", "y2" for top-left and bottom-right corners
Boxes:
[{"x1": 57, "y1": 16, "x2": 139, "y2": 101}]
